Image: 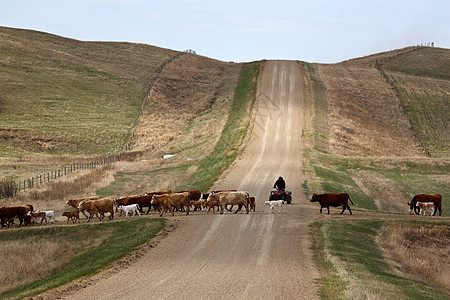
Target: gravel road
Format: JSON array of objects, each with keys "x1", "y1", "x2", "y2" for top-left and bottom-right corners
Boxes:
[{"x1": 39, "y1": 60, "x2": 321, "y2": 300}]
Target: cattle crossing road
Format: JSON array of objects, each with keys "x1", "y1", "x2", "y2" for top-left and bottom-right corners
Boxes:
[{"x1": 45, "y1": 61, "x2": 323, "y2": 299}]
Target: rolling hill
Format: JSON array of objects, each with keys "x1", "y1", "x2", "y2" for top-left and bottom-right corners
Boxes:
[{"x1": 0, "y1": 27, "x2": 448, "y2": 299}]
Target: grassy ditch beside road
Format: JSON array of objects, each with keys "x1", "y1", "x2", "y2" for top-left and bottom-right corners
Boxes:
[
  {"x1": 311, "y1": 220, "x2": 449, "y2": 299},
  {"x1": 0, "y1": 218, "x2": 165, "y2": 300}
]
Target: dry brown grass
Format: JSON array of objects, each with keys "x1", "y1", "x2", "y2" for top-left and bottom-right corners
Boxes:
[
  {"x1": 317, "y1": 62, "x2": 424, "y2": 157},
  {"x1": 379, "y1": 223, "x2": 450, "y2": 293},
  {"x1": 0, "y1": 240, "x2": 61, "y2": 293},
  {"x1": 133, "y1": 54, "x2": 241, "y2": 159}
]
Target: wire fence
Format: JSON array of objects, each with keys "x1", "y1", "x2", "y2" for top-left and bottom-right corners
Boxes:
[
  {"x1": 11, "y1": 49, "x2": 196, "y2": 194},
  {"x1": 17, "y1": 154, "x2": 122, "y2": 192}
]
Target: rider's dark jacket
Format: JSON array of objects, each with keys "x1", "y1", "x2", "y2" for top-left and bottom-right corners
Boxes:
[{"x1": 273, "y1": 177, "x2": 286, "y2": 190}]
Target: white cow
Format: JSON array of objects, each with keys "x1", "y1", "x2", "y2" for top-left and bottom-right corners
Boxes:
[
  {"x1": 415, "y1": 202, "x2": 435, "y2": 216},
  {"x1": 118, "y1": 204, "x2": 141, "y2": 218},
  {"x1": 264, "y1": 200, "x2": 285, "y2": 214}
]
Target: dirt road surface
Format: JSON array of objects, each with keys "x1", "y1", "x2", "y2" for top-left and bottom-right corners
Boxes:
[{"x1": 43, "y1": 61, "x2": 322, "y2": 299}]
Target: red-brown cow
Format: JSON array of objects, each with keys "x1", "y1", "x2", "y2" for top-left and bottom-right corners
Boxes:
[
  {"x1": 407, "y1": 194, "x2": 442, "y2": 216},
  {"x1": 311, "y1": 193, "x2": 354, "y2": 215},
  {"x1": 176, "y1": 190, "x2": 201, "y2": 201},
  {"x1": 0, "y1": 206, "x2": 27, "y2": 228},
  {"x1": 66, "y1": 196, "x2": 102, "y2": 218},
  {"x1": 78, "y1": 197, "x2": 115, "y2": 222},
  {"x1": 126, "y1": 194, "x2": 154, "y2": 214},
  {"x1": 151, "y1": 192, "x2": 191, "y2": 217}
]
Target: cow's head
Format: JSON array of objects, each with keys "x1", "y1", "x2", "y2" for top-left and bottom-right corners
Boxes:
[
  {"x1": 64, "y1": 200, "x2": 72, "y2": 207},
  {"x1": 77, "y1": 201, "x2": 86, "y2": 209},
  {"x1": 407, "y1": 201, "x2": 414, "y2": 213},
  {"x1": 310, "y1": 194, "x2": 317, "y2": 202}
]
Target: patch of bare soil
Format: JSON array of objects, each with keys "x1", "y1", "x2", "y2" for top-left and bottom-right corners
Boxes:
[{"x1": 317, "y1": 61, "x2": 425, "y2": 157}]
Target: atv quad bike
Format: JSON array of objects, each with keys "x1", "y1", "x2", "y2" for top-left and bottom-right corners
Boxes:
[{"x1": 269, "y1": 189, "x2": 292, "y2": 204}]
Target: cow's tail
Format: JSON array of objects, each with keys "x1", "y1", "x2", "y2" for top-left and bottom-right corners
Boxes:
[{"x1": 348, "y1": 194, "x2": 354, "y2": 205}]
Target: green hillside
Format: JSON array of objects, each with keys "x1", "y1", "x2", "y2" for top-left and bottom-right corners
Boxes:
[
  {"x1": 383, "y1": 47, "x2": 450, "y2": 157},
  {"x1": 0, "y1": 26, "x2": 177, "y2": 157}
]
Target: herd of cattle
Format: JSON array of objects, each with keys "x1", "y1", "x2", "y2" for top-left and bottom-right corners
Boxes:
[
  {"x1": 0, "y1": 190, "x2": 443, "y2": 229},
  {"x1": 0, "y1": 189, "x2": 257, "y2": 229}
]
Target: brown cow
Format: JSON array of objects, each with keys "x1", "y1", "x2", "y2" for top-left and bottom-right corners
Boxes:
[
  {"x1": 62, "y1": 209, "x2": 81, "y2": 224},
  {"x1": 122, "y1": 194, "x2": 154, "y2": 214},
  {"x1": 151, "y1": 192, "x2": 191, "y2": 217},
  {"x1": 310, "y1": 193, "x2": 354, "y2": 215},
  {"x1": 0, "y1": 206, "x2": 27, "y2": 228},
  {"x1": 78, "y1": 197, "x2": 115, "y2": 222},
  {"x1": 66, "y1": 196, "x2": 102, "y2": 218},
  {"x1": 407, "y1": 194, "x2": 442, "y2": 216},
  {"x1": 177, "y1": 190, "x2": 201, "y2": 201},
  {"x1": 208, "y1": 191, "x2": 249, "y2": 214}
]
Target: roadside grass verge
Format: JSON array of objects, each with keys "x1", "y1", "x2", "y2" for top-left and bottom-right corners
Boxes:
[
  {"x1": 187, "y1": 62, "x2": 259, "y2": 192},
  {"x1": 0, "y1": 218, "x2": 165, "y2": 300},
  {"x1": 311, "y1": 220, "x2": 449, "y2": 299}
]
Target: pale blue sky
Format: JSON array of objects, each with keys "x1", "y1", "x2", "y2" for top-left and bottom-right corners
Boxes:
[{"x1": 1, "y1": 0, "x2": 449, "y2": 63}]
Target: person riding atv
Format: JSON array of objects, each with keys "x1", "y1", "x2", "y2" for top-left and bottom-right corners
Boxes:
[
  {"x1": 270, "y1": 176, "x2": 292, "y2": 204},
  {"x1": 273, "y1": 176, "x2": 286, "y2": 191}
]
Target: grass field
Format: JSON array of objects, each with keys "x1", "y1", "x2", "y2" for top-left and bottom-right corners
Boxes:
[
  {"x1": 0, "y1": 26, "x2": 177, "y2": 157},
  {"x1": 0, "y1": 218, "x2": 165, "y2": 300},
  {"x1": 311, "y1": 220, "x2": 449, "y2": 299}
]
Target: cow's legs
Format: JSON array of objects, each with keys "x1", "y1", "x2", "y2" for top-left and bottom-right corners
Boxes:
[{"x1": 340, "y1": 206, "x2": 346, "y2": 214}]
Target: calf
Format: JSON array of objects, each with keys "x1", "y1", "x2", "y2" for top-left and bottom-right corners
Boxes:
[
  {"x1": 191, "y1": 200, "x2": 204, "y2": 211},
  {"x1": 206, "y1": 200, "x2": 220, "y2": 214},
  {"x1": 264, "y1": 200, "x2": 285, "y2": 214},
  {"x1": 416, "y1": 202, "x2": 435, "y2": 216},
  {"x1": 118, "y1": 204, "x2": 140, "y2": 218},
  {"x1": 310, "y1": 193, "x2": 354, "y2": 215},
  {"x1": 62, "y1": 209, "x2": 80, "y2": 224},
  {"x1": 29, "y1": 211, "x2": 48, "y2": 225},
  {"x1": 249, "y1": 197, "x2": 256, "y2": 212}
]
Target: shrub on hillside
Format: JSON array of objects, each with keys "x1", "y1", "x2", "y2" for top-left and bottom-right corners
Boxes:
[{"x1": 0, "y1": 177, "x2": 18, "y2": 198}]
